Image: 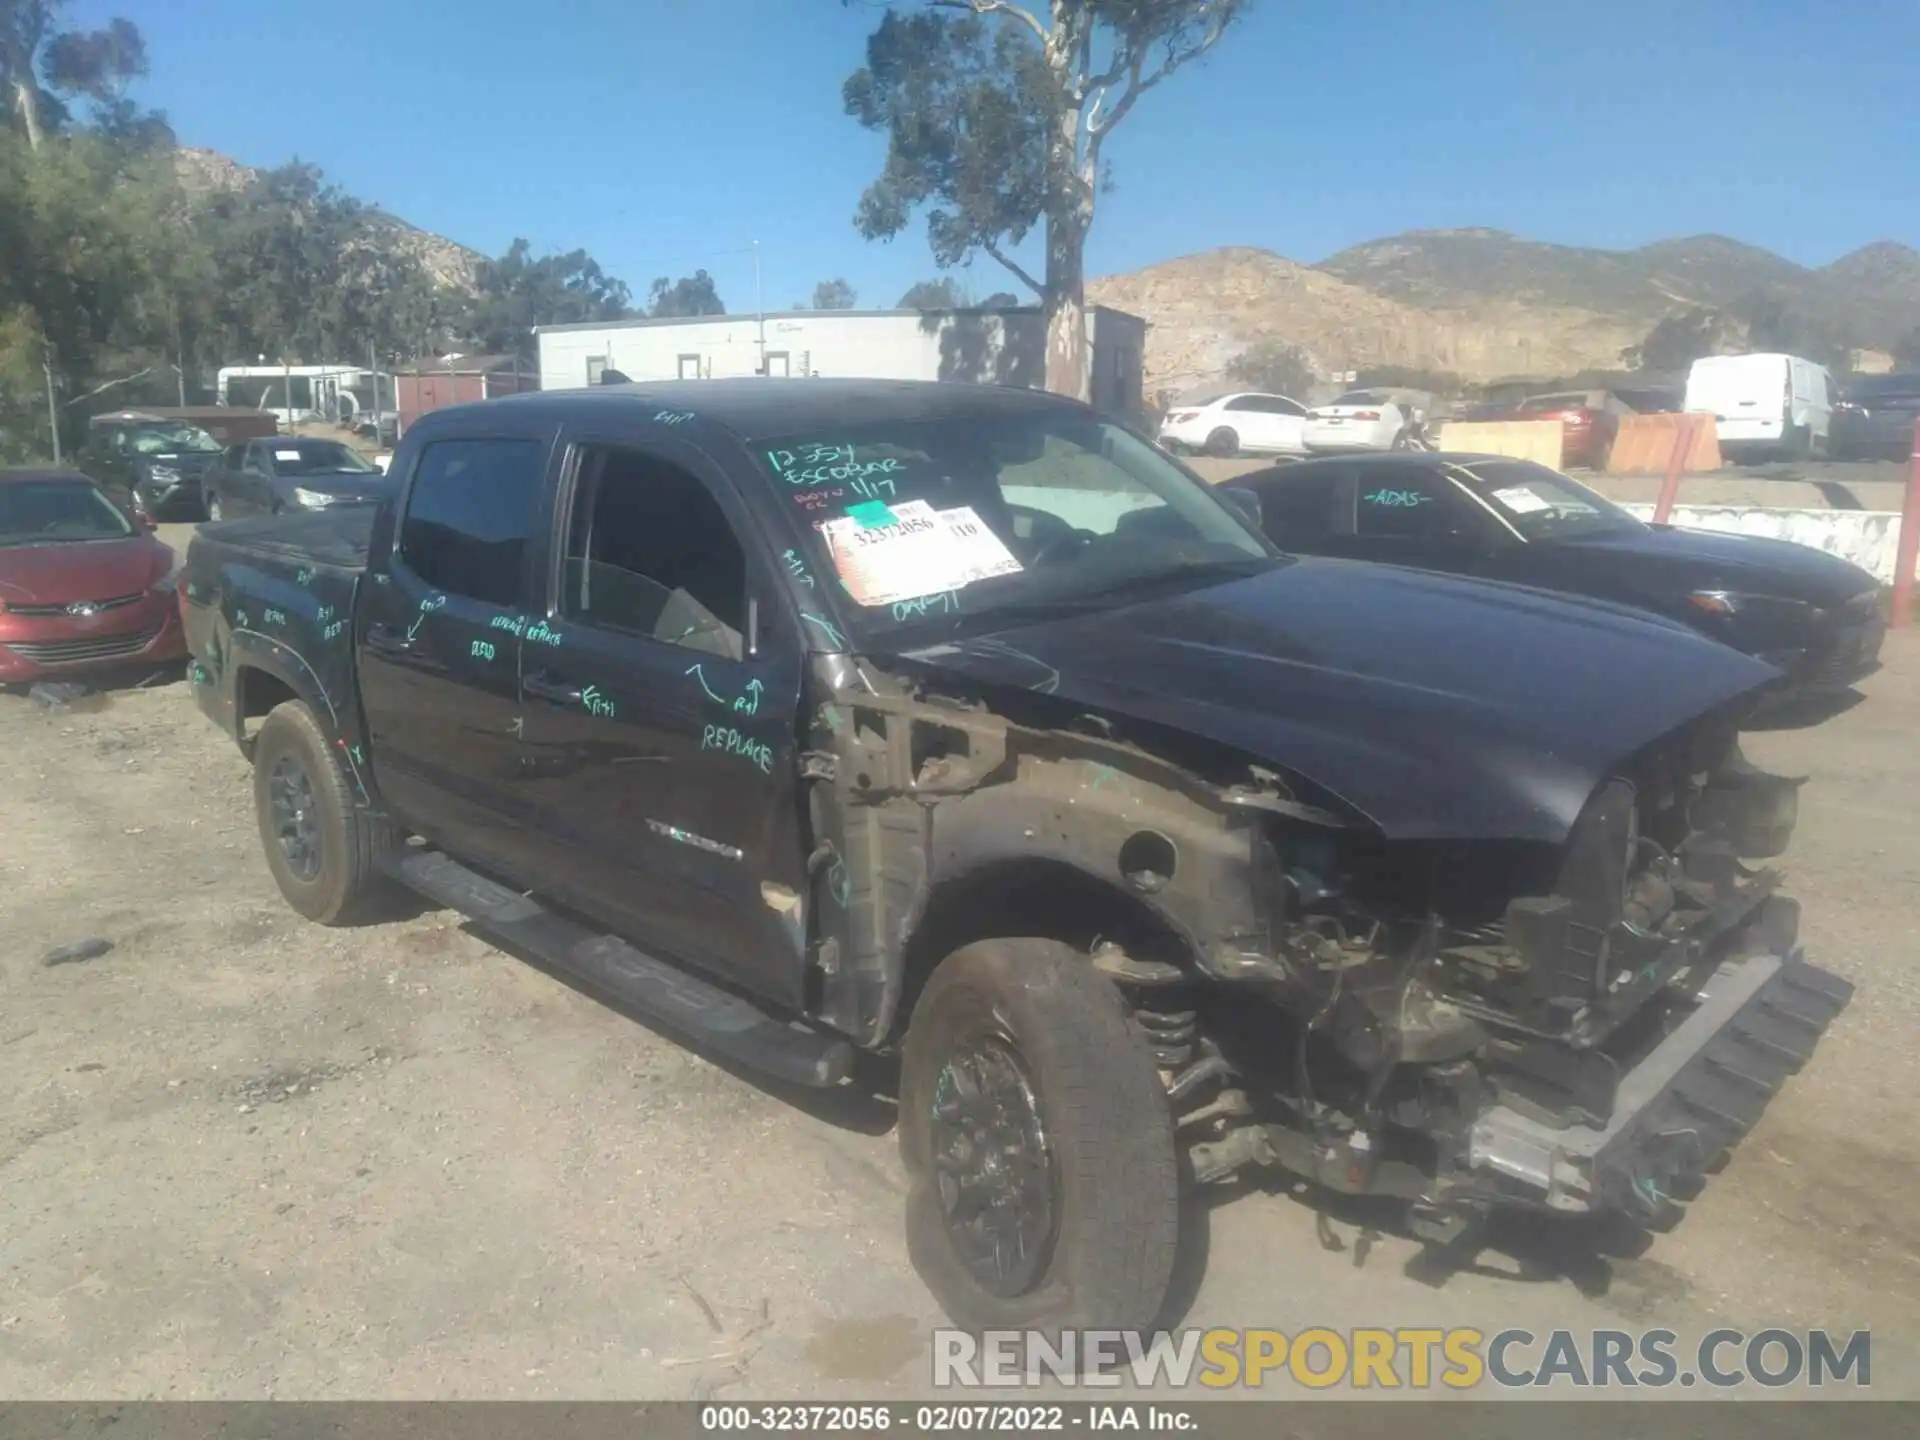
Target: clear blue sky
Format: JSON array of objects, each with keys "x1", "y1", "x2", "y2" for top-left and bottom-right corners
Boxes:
[{"x1": 90, "y1": 0, "x2": 1919, "y2": 313}]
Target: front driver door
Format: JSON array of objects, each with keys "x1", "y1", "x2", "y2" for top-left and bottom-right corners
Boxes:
[
  {"x1": 513, "y1": 430, "x2": 810, "y2": 1008},
  {"x1": 1324, "y1": 461, "x2": 1499, "y2": 575}
]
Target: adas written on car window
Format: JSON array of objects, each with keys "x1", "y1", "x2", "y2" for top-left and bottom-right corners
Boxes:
[{"x1": 757, "y1": 415, "x2": 1274, "y2": 633}]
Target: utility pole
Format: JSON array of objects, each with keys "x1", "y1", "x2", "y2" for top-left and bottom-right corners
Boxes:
[
  {"x1": 43, "y1": 350, "x2": 61, "y2": 464},
  {"x1": 754, "y1": 239, "x2": 765, "y2": 377}
]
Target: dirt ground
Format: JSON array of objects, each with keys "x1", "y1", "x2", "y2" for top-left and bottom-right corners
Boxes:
[{"x1": 2, "y1": 568, "x2": 1919, "y2": 1398}]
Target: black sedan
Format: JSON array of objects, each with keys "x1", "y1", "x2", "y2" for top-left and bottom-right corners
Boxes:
[
  {"x1": 1221, "y1": 453, "x2": 1885, "y2": 700},
  {"x1": 202, "y1": 437, "x2": 391, "y2": 522},
  {"x1": 1831, "y1": 372, "x2": 1920, "y2": 461}
]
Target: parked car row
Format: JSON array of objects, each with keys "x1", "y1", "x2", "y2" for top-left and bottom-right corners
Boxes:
[
  {"x1": 1165, "y1": 353, "x2": 1918, "y2": 472},
  {"x1": 1158, "y1": 388, "x2": 1425, "y2": 458}
]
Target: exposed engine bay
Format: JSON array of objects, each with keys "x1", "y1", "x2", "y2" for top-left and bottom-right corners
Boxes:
[{"x1": 809, "y1": 654, "x2": 1853, "y2": 1241}]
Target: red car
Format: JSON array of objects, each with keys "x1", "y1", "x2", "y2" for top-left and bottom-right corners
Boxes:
[
  {"x1": 0, "y1": 468, "x2": 188, "y2": 686},
  {"x1": 1502, "y1": 390, "x2": 1625, "y2": 469}
]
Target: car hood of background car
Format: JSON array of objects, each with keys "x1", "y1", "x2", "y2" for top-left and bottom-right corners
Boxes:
[
  {"x1": 1549, "y1": 525, "x2": 1879, "y2": 607},
  {"x1": 292, "y1": 473, "x2": 388, "y2": 499},
  {"x1": 0, "y1": 536, "x2": 166, "y2": 606},
  {"x1": 892, "y1": 558, "x2": 1776, "y2": 844}
]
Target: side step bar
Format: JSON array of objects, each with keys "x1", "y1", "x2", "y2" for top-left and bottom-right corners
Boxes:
[{"x1": 378, "y1": 849, "x2": 854, "y2": 1088}]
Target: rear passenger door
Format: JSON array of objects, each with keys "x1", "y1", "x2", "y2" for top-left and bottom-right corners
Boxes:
[
  {"x1": 512, "y1": 428, "x2": 810, "y2": 1006},
  {"x1": 357, "y1": 425, "x2": 556, "y2": 876}
]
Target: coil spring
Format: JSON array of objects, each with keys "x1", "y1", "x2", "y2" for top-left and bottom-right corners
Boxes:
[{"x1": 1133, "y1": 1005, "x2": 1197, "y2": 1068}]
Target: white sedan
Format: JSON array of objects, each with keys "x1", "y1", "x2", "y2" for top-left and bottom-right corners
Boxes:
[
  {"x1": 1158, "y1": 392, "x2": 1310, "y2": 458},
  {"x1": 1303, "y1": 390, "x2": 1415, "y2": 452}
]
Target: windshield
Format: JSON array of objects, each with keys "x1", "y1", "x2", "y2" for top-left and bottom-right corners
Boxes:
[
  {"x1": 756, "y1": 410, "x2": 1274, "y2": 642},
  {"x1": 125, "y1": 423, "x2": 221, "y2": 455},
  {"x1": 271, "y1": 441, "x2": 378, "y2": 475},
  {"x1": 0, "y1": 481, "x2": 135, "y2": 546},
  {"x1": 1450, "y1": 459, "x2": 1641, "y2": 541}
]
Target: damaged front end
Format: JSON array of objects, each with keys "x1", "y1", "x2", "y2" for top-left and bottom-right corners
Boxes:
[
  {"x1": 1176, "y1": 716, "x2": 1852, "y2": 1240},
  {"x1": 804, "y1": 654, "x2": 1851, "y2": 1244}
]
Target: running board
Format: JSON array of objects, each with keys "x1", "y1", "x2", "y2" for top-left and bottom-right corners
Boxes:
[{"x1": 378, "y1": 849, "x2": 854, "y2": 1088}]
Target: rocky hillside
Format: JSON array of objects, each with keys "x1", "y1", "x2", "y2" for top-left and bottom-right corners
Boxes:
[
  {"x1": 1089, "y1": 245, "x2": 1644, "y2": 396},
  {"x1": 1096, "y1": 229, "x2": 1920, "y2": 398},
  {"x1": 173, "y1": 146, "x2": 484, "y2": 292}
]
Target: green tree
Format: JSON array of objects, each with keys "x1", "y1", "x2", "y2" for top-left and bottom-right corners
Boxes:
[
  {"x1": 462, "y1": 238, "x2": 633, "y2": 357},
  {"x1": 898, "y1": 277, "x2": 973, "y2": 308},
  {"x1": 1227, "y1": 340, "x2": 1316, "y2": 399},
  {"x1": 648, "y1": 269, "x2": 725, "y2": 317},
  {"x1": 844, "y1": 0, "x2": 1247, "y2": 401},
  {"x1": 2, "y1": 4, "x2": 150, "y2": 149},
  {"x1": 811, "y1": 277, "x2": 857, "y2": 309}
]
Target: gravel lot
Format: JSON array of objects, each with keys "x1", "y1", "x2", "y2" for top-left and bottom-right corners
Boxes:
[{"x1": 2, "y1": 547, "x2": 1918, "y2": 1399}]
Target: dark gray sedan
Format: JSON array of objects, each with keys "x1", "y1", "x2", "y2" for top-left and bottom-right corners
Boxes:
[{"x1": 202, "y1": 438, "x2": 390, "y2": 521}]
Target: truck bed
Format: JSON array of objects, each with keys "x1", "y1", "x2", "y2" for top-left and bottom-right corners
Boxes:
[{"x1": 179, "y1": 508, "x2": 377, "y2": 769}]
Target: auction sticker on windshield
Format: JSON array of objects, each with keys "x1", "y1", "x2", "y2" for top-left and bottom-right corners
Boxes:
[
  {"x1": 820, "y1": 500, "x2": 1022, "y2": 606},
  {"x1": 1491, "y1": 485, "x2": 1553, "y2": 514},
  {"x1": 275, "y1": 449, "x2": 304, "y2": 462}
]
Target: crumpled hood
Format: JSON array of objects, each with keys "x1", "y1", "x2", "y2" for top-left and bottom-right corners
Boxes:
[
  {"x1": 894, "y1": 557, "x2": 1777, "y2": 843},
  {"x1": 0, "y1": 536, "x2": 168, "y2": 606}
]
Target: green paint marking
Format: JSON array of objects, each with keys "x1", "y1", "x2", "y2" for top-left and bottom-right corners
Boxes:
[{"x1": 846, "y1": 500, "x2": 898, "y2": 530}]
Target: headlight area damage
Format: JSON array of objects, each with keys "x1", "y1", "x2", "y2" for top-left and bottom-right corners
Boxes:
[{"x1": 815, "y1": 655, "x2": 1851, "y2": 1245}]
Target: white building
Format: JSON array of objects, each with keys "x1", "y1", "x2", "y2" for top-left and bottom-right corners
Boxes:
[{"x1": 532, "y1": 306, "x2": 1149, "y2": 418}]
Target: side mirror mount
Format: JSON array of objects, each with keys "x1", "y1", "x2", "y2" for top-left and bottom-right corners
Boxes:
[{"x1": 1220, "y1": 486, "x2": 1262, "y2": 531}]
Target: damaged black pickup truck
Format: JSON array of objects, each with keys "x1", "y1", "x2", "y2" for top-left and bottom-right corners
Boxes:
[{"x1": 180, "y1": 379, "x2": 1850, "y2": 1331}]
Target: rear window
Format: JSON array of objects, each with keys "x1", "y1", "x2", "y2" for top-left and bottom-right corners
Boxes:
[
  {"x1": 1331, "y1": 391, "x2": 1388, "y2": 407},
  {"x1": 1519, "y1": 394, "x2": 1585, "y2": 412}
]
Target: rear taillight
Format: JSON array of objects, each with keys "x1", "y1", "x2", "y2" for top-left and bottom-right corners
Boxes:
[
  {"x1": 1353, "y1": 410, "x2": 1381, "y2": 421},
  {"x1": 1168, "y1": 410, "x2": 1197, "y2": 423}
]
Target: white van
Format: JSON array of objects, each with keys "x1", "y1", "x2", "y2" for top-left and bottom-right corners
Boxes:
[{"x1": 1684, "y1": 353, "x2": 1835, "y2": 458}]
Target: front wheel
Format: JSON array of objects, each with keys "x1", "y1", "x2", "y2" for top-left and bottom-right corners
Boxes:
[
  {"x1": 899, "y1": 938, "x2": 1180, "y2": 1334},
  {"x1": 252, "y1": 700, "x2": 397, "y2": 925}
]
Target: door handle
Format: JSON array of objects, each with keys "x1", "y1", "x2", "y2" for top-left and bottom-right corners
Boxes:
[
  {"x1": 524, "y1": 671, "x2": 585, "y2": 706},
  {"x1": 365, "y1": 624, "x2": 413, "y2": 656}
]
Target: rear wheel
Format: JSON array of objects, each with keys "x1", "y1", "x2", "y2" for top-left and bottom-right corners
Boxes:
[
  {"x1": 252, "y1": 700, "x2": 397, "y2": 925},
  {"x1": 899, "y1": 938, "x2": 1180, "y2": 1334},
  {"x1": 1203, "y1": 427, "x2": 1239, "y2": 458}
]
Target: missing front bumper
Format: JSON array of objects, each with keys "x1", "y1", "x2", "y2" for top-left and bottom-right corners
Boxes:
[{"x1": 1468, "y1": 950, "x2": 1852, "y2": 1220}]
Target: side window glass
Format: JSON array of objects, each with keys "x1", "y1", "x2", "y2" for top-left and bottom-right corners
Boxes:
[
  {"x1": 224, "y1": 443, "x2": 248, "y2": 471},
  {"x1": 561, "y1": 445, "x2": 747, "y2": 662},
  {"x1": 1352, "y1": 465, "x2": 1474, "y2": 541},
  {"x1": 397, "y1": 436, "x2": 545, "y2": 606},
  {"x1": 1250, "y1": 471, "x2": 1339, "y2": 538},
  {"x1": 1275, "y1": 397, "x2": 1307, "y2": 417},
  {"x1": 1224, "y1": 395, "x2": 1256, "y2": 412}
]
